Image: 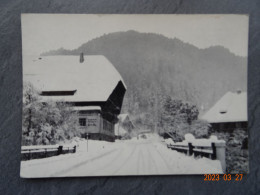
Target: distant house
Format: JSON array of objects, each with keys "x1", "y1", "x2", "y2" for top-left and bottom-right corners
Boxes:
[
  {"x1": 201, "y1": 91, "x2": 247, "y2": 131},
  {"x1": 115, "y1": 114, "x2": 135, "y2": 139},
  {"x1": 24, "y1": 54, "x2": 127, "y2": 142}
]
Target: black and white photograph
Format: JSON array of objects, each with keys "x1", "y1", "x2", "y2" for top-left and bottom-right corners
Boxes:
[{"x1": 20, "y1": 14, "x2": 249, "y2": 177}]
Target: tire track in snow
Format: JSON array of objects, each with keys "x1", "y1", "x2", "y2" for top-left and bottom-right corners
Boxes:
[
  {"x1": 152, "y1": 143, "x2": 174, "y2": 173},
  {"x1": 136, "y1": 146, "x2": 143, "y2": 175},
  {"x1": 113, "y1": 144, "x2": 137, "y2": 175},
  {"x1": 140, "y1": 147, "x2": 147, "y2": 174},
  {"x1": 141, "y1": 146, "x2": 150, "y2": 174},
  {"x1": 140, "y1": 144, "x2": 154, "y2": 175},
  {"x1": 50, "y1": 148, "x2": 119, "y2": 177},
  {"x1": 146, "y1": 146, "x2": 159, "y2": 174},
  {"x1": 89, "y1": 146, "x2": 126, "y2": 175}
]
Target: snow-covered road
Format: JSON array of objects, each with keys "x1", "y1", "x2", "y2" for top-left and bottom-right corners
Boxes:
[{"x1": 20, "y1": 134, "x2": 223, "y2": 177}]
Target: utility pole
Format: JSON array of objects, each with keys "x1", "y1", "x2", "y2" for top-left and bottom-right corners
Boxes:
[
  {"x1": 154, "y1": 91, "x2": 158, "y2": 133},
  {"x1": 86, "y1": 133, "x2": 89, "y2": 152},
  {"x1": 118, "y1": 120, "x2": 120, "y2": 140}
]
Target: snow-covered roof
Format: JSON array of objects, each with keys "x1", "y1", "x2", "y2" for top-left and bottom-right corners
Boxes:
[
  {"x1": 201, "y1": 91, "x2": 247, "y2": 123},
  {"x1": 73, "y1": 106, "x2": 101, "y2": 111},
  {"x1": 23, "y1": 55, "x2": 126, "y2": 102}
]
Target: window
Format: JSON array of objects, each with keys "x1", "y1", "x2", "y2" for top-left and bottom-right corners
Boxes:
[
  {"x1": 41, "y1": 90, "x2": 77, "y2": 96},
  {"x1": 79, "y1": 118, "x2": 86, "y2": 126},
  {"x1": 219, "y1": 109, "x2": 227, "y2": 114}
]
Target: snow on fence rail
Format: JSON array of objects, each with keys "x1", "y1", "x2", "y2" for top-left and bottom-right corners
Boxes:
[
  {"x1": 21, "y1": 144, "x2": 77, "y2": 161},
  {"x1": 167, "y1": 143, "x2": 217, "y2": 159},
  {"x1": 166, "y1": 134, "x2": 226, "y2": 173}
]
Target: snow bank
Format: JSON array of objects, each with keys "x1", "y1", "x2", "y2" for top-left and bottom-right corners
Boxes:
[
  {"x1": 169, "y1": 133, "x2": 225, "y2": 147},
  {"x1": 22, "y1": 145, "x2": 59, "y2": 150},
  {"x1": 77, "y1": 139, "x2": 113, "y2": 153},
  {"x1": 165, "y1": 138, "x2": 175, "y2": 145},
  {"x1": 153, "y1": 142, "x2": 223, "y2": 174}
]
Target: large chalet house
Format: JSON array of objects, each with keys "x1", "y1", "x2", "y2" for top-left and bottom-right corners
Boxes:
[
  {"x1": 24, "y1": 54, "x2": 127, "y2": 141},
  {"x1": 201, "y1": 90, "x2": 247, "y2": 132}
]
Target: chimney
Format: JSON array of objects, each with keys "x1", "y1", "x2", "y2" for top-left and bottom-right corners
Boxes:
[
  {"x1": 79, "y1": 52, "x2": 84, "y2": 63},
  {"x1": 237, "y1": 89, "x2": 242, "y2": 94}
]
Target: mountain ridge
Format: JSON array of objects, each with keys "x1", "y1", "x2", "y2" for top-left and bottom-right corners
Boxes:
[
  {"x1": 42, "y1": 30, "x2": 247, "y2": 116},
  {"x1": 42, "y1": 30, "x2": 244, "y2": 58}
]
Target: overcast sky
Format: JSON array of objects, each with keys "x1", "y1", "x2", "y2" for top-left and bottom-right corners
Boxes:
[{"x1": 21, "y1": 14, "x2": 249, "y2": 57}]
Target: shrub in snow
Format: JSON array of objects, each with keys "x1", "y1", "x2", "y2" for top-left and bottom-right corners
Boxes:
[
  {"x1": 188, "y1": 120, "x2": 210, "y2": 139},
  {"x1": 158, "y1": 96, "x2": 210, "y2": 141},
  {"x1": 22, "y1": 82, "x2": 80, "y2": 146},
  {"x1": 165, "y1": 138, "x2": 175, "y2": 145},
  {"x1": 211, "y1": 129, "x2": 248, "y2": 173}
]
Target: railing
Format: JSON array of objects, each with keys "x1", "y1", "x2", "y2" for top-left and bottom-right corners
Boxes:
[
  {"x1": 21, "y1": 145, "x2": 76, "y2": 161},
  {"x1": 167, "y1": 142, "x2": 226, "y2": 172},
  {"x1": 167, "y1": 143, "x2": 216, "y2": 160}
]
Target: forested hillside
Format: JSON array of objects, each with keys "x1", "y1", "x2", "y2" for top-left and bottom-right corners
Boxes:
[{"x1": 43, "y1": 30, "x2": 247, "y2": 129}]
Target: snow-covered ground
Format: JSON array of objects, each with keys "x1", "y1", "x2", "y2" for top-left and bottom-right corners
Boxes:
[
  {"x1": 165, "y1": 133, "x2": 226, "y2": 146},
  {"x1": 20, "y1": 134, "x2": 223, "y2": 178}
]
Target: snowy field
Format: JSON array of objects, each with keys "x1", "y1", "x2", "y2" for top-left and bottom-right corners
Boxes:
[{"x1": 20, "y1": 134, "x2": 223, "y2": 177}]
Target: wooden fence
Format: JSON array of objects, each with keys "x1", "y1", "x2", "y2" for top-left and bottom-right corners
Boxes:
[
  {"x1": 167, "y1": 141, "x2": 226, "y2": 173},
  {"x1": 167, "y1": 143, "x2": 217, "y2": 160},
  {"x1": 21, "y1": 145, "x2": 77, "y2": 161}
]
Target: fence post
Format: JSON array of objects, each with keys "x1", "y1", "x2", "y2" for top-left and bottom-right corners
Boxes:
[
  {"x1": 28, "y1": 149, "x2": 31, "y2": 160},
  {"x1": 211, "y1": 143, "x2": 216, "y2": 160},
  {"x1": 73, "y1": 145, "x2": 76, "y2": 153},
  {"x1": 214, "y1": 142, "x2": 226, "y2": 173},
  {"x1": 57, "y1": 145, "x2": 63, "y2": 155},
  {"x1": 188, "y1": 143, "x2": 193, "y2": 156}
]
